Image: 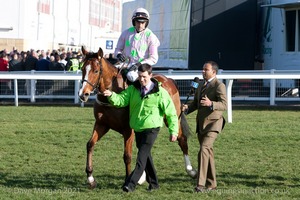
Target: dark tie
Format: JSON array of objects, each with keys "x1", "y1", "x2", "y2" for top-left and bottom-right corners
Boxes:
[
  {"x1": 141, "y1": 86, "x2": 147, "y2": 96},
  {"x1": 200, "y1": 81, "x2": 208, "y2": 95}
]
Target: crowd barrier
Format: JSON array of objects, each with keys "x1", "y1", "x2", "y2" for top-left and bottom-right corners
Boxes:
[{"x1": 1, "y1": 69, "x2": 300, "y2": 123}]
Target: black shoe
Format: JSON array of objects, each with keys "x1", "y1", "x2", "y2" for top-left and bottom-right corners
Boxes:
[
  {"x1": 147, "y1": 185, "x2": 159, "y2": 192},
  {"x1": 122, "y1": 185, "x2": 133, "y2": 193}
]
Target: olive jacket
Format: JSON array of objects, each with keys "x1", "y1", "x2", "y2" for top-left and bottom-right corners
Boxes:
[{"x1": 187, "y1": 78, "x2": 227, "y2": 134}]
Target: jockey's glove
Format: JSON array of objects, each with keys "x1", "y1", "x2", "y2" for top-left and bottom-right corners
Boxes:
[
  {"x1": 117, "y1": 54, "x2": 126, "y2": 62},
  {"x1": 128, "y1": 62, "x2": 141, "y2": 71}
]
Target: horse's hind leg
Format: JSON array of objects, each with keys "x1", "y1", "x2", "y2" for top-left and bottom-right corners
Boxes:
[
  {"x1": 177, "y1": 131, "x2": 197, "y2": 178},
  {"x1": 177, "y1": 114, "x2": 197, "y2": 178},
  {"x1": 86, "y1": 123, "x2": 109, "y2": 189}
]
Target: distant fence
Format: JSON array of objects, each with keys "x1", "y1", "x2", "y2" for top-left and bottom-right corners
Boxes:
[{"x1": 1, "y1": 69, "x2": 300, "y2": 123}]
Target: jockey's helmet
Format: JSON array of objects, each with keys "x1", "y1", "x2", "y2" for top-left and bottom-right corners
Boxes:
[{"x1": 132, "y1": 8, "x2": 150, "y2": 28}]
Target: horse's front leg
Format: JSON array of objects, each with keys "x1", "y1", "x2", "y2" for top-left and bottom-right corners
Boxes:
[
  {"x1": 86, "y1": 123, "x2": 109, "y2": 189},
  {"x1": 122, "y1": 129, "x2": 134, "y2": 179}
]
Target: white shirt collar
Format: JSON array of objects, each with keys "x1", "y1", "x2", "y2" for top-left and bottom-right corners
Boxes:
[
  {"x1": 207, "y1": 76, "x2": 216, "y2": 83},
  {"x1": 143, "y1": 81, "x2": 154, "y2": 91}
]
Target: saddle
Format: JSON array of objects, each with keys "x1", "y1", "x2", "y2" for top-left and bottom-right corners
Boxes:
[{"x1": 108, "y1": 59, "x2": 134, "y2": 87}]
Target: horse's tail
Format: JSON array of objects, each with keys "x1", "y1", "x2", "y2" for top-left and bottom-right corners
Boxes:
[{"x1": 180, "y1": 113, "x2": 192, "y2": 138}]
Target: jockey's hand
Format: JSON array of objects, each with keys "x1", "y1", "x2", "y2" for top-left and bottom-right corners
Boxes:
[
  {"x1": 129, "y1": 62, "x2": 141, "y2": 71},
  {"x1": 117, "y1": 54, "x2": 126, "y2": 62}
]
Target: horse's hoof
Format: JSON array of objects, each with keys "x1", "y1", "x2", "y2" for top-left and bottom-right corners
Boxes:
[
  {"x1": 187, "y1": 169, "x2": 197, "y2": 179},
  {"x1": 88, "y1": 181, "x2": 97, "y2": 189}
]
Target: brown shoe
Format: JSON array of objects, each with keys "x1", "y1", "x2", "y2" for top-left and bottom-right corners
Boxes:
[
  {"x1": 194, "y1": 185, "x2": 206, "y2": 193},
  {"x1": 207, "y1": 187, "x2": 216, "y2": 191}
]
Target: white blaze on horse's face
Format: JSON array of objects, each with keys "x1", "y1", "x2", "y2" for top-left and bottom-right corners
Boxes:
[{"x1": 79, "y1": 64, "x2": 92, "y2": 97}]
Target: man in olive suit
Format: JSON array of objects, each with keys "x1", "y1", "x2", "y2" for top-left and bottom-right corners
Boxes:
[{"x1": 182, "y1": 61, "x2": 227, "y2": 192}]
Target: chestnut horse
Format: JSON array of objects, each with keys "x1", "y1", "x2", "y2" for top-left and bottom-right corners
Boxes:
[{"x1": 78, "y1": 46, "x2": 196, "y2": 188}]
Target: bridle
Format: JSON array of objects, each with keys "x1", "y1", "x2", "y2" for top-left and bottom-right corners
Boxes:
[
  {"x1": 81, "y1": 56, "x2": 120, "y2": 106},
  {"x1": 81, "y1": 57, "x2": 103, "y2": 94},
  {"x1": 79, "y1": 50, "x2": 132, "y2": 106}
]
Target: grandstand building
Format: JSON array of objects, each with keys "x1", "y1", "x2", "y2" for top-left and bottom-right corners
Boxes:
[{"x1": 0, "y1": 0, "x2": 122, "y2": 54}]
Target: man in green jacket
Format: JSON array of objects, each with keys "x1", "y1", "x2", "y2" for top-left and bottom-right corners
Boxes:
[{"x1": 103, "y1": 63, "x2": 178, "y2": 192}]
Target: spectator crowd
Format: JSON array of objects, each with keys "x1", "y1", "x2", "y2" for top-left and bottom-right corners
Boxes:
[
  {"x1": 0, "y1": 47, "x2": 83, "y2": 72},
  {"x1": 0, "y1": 47, "x2": 84, "y2": 95}
]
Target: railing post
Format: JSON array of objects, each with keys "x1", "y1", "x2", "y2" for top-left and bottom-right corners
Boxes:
[
  {"x1": 30, "y1": 70, "x2": 36, "y2": 103},
  {"x1": 270, "y1": 69, "x2": 276, "y2": 105},
  {"x1": 226, "y1": 79, "x2": 234, "y2": 123},
  {"x1": 14, "y1": 79, "x2": 19, "y2": 106},
  {"x1": 218, "y1": 69, "x2": 223, "y2": 82},
  {"x1": 74, "y1": 80, "x2": 80, "y2": 104}
]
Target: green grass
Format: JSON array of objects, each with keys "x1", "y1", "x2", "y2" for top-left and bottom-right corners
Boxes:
[{"x1": 0, "y1": 105, "x2": 300, "y2": 200}]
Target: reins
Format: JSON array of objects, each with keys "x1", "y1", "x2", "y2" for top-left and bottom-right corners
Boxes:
[{"x1": 81, "y1": 53, "x2": 128, "y2": 106}]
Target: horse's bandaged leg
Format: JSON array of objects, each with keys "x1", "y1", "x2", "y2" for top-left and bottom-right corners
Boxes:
[
  {"x1": 184, "y1": 155, "x2": 197, "y2": 178},
  {"x1": 184, "y1": 154, "x2": 192, "y2": 170},
  {"x1": 88, "y1": 176, "x2": 94, "y2": 183}
]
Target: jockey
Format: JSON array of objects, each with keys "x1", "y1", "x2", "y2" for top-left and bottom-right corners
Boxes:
[{"x1": 114, "y1": 7, "x2": 160, "y2": 82}]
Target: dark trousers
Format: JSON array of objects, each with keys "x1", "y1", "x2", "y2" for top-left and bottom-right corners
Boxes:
[{"x1": 125, "y1": 127, "x2": 160, "y2": 190}]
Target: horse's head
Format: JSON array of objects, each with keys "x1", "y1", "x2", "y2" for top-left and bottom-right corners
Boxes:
[{"x1": 78, "y1": 46, "x2": 118, "y2": 102}]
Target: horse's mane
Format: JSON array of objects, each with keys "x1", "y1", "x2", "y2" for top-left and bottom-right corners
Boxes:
[{"x1": 83, "y1": 51, "x2": 119, "y2": 73}]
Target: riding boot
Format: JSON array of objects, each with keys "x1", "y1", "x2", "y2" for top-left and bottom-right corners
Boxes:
[{"x1": 121, "y1": 68, "x2": 128, "y2": 81}]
